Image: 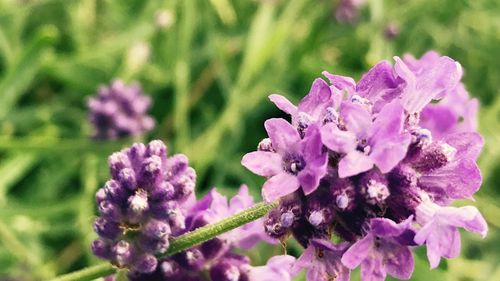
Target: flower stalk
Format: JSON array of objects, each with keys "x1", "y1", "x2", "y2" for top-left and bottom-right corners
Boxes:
[{"x1": 49, "y1": 201, "x2": 277, "y2": 281}]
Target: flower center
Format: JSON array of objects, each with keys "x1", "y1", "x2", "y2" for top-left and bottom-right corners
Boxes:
[{"x1": 282, "y1": 154, "x2": 306, "y2": 175}]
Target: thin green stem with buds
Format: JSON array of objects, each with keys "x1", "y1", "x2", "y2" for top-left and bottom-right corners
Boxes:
[{"x1": 49, "y1": 201, "x2": 278, "y2": 281}]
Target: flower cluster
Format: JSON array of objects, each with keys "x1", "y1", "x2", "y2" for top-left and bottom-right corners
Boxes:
[
  {"x1": 92, "y1": 141, "x2": 296, "y2": 280},
  {"x1": 88, "y1": 80, "x2": 155, "y2": 140},
  {"x1": 127, "y1": 185, "x2": 296, "y2": 281},
  {"x1": 242, "y1": 51, "x2": 487, "y2": 281},
  {"x1": 91, "y1": 140, "x2": 196, "y2": 273}
]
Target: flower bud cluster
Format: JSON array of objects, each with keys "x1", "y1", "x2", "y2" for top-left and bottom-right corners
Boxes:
[
  {"x1": 88, "y1": 80, "x2": 155, "y2": 140},
  {"x1": 91, "y1": 140, "x2": 195, "y2": 274},
  {"x1": 243, "y1": 51, "x2": 487, "y2": 281},
  {"x1": 126, "y1": 186, "x2": 295, "y2": 281}
]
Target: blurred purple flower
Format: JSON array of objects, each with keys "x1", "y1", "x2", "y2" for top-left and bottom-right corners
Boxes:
[{"x1": 88, "y1": 79, "x2": 155, "y2": 140}]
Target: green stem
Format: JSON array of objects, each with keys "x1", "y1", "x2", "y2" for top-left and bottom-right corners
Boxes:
[{"x1": 49, "y1": 201, "x2": 278, "y2": 281}]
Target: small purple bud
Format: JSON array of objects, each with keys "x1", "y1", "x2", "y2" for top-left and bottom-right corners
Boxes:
[
  {"x1": 210, "y1": 261, "x2": 240, "y2": 281},
  {"x1": 308, "y1": 211, "x2": 325, "y2": 227},
  {"x1": 94, "y1": 218, "x2": 121, "y2": 240},
  {"x1": 146, "y1": 140, "x2": 167, "y2": 159},
  {"x1": 362, "y1": 179, "x2": 390, "y2": 205},
  {"x1": 296, "y1": 112, "x2": 313, "y2": 137},
  {"x1": 257, "y1": 138, "x2": 274, "y2": 152},
  {"x1": 113, "y1": 240, "x2": 134, "y2": 267},
  {"x1": 143, "y1": 220, "x2": 171, "y2": 239},
  {"x1": 335, "y1": 193, "x2": 349, "y2": 210},
  {"x1": 104, "y1": 180, "x2": 128, "y2": 205},
  {"x1": 200, "y1": 238, "x2": 226, "y2": 260},
  {"x1": 138, "y1": 235, "x2": 170, "y2": 254},
  {"x1": 174, "y1": 248, "x2": 205, "y2": 270},
  {"x1": 280, "y1": 211, "x2": 295, "y2": 228},
  {"x1": 108, "y1": 151, "x2": 130, "y2": 179},
  {"x1": 140, "y1": 156, "x2": 163, "y2": 187},
  {"x1": 118, "y1": 168, "x2": 137, "y2": 190},
  {"x1": 98, "y1": 201, "x2": 122, "y2": 222},
  {"x1": 173, "y1": 174, "x2": 195, "y2": 200},
  {"x1": 323, "y1": 107, "x2": 339, "y2": 124},
  {"x1": 384, "y1": 22, "x2": 400, "y2": 39},
  {"x1": 133, "y1": 254, "x2": 158, "y2": 273},
  {"x1": 128, "y1": 143, "x2": 147, "y2": 170},
  {"x1": 166, "y1": 154, "x2": 189, "y2": 178},
  {"x1": 412, "y1": 142, "x2": 456, "y2": 172},
  {"x1": 331, "y1": 178, "x2": 356, "y2": 211},
  {"x1": 160, "y1": 260, "x2": 180, "y2": 278},
  {"x1": 96, "y1": 188, "x2": 107, "y2": 204},
  {"x1": 150, "y1": 181, "x2": 175, "y2": 201},
  {"x1": 264, "y1": 209, "x2": 288, "y2": 239},
  {"x1": 128, "y1": 189, "x2": 149, "y2": 215},
  {"x1": 91, "y1": 239, "x2": 111, "y2": 259}
]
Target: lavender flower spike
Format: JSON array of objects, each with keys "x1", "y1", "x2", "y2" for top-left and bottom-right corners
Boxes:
[
  {"x1": 341, "y1": 218, "x2": 415, "y2": 281},
  {"x1": 242, "y1": 118, "x2": 328, "y2": 201},
  {"x1": 88, "y1": 79, "x2": 155, "y2": 140},
  {"x1": 91, "y1": 140, "x2": 196, "y2": 274}
]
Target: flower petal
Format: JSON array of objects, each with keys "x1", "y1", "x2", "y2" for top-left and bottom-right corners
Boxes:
[
  {"x1": 395, "y1": 55, "x2": 462, "y2": 113},
  {"x1": 269, "y1": 94, "x2": 297, "y2": 116},
  {"x1": 320, "y1": 123, "x2": 357, "y2": 153},
  {"x1": 340, "y1": 102, "x2": 372, "y2": 139},
  {"x1": 264, "y1": 118, "x2": 301, "y2": 153},
  {"x1": 298, "y1": 78, "x2": 332, "y2": 120},
  {"x1": 262, "y1": 173, "x2": 300, "y2": 202},
  {"x1": 386, "y1": 246, "x2": 414, "y2": 279},
  {"x1": 341, "y1": 234, "x2": 374, "y2": 269},
  {"x1": 356, "y1": 61, "x2": 402, "y2": 112},
  {"x1": 338, "y1": 151, "x2": 374, "y2": 178},
  {"x1": 241, "y1": 151, "x2": 282, "y2": 177}
]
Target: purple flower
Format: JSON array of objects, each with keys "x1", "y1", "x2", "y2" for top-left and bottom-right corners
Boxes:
[
  {"x1": 244, "y1": 51, "x2": 487, "y2": 280},
  {"x1": 335, "y1": 0, "x2": 367, "y2": 24},
  {"x1": 414, "y1": 195, "x2": 487, "y2": 268},
  {"x1": 88, "y1": 79, "x2": 155, "y2": 140},
  {"x1": 321, "y1": 100, "x2": 411, "y2": 177},
  {"x1": 394, "y1": 52, "x2": 463, "y2": 114},
  {"x1": 415, "y1": 132, "x2": 484, "y2": 201},
  {"x1": 188, "y1": 185, "x2": 271, "y2": 249},
  {"x1": 247, "y1": 255, "x2": 296, "y2": 281},
  {"x1": 127, "y1": 184, "x2": 280, "y2": 281},
  {"x1": 292, "y1": 239, "x2": 350, "y2": 281},
  {"x1": 91, "y1": 140, "x2": 196, "y2": 273},
  {"x1": 341, "y1": 218, "x2": 415, "y2": 281},
  {"x1": 242, "y1": 118, "x2": 328, "y2": 201},
  {"x1": 420, "y1": 83, "x2": 478, "y2": 140},
  {"x1": 269, "y1": 78, "x2": 334, "y2": 135}
]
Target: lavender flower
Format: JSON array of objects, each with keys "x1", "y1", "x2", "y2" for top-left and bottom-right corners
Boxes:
[
  {"x1": 127, "y1": 186, "x2": 291, "y2": 281},
  {"x1": 243, "y1": 51, "x2": 487, "y2": 281},
  {"x1": 321, "y1": 99, "x2": 411, "y2": 177},
  {"x1": 293, "y1": 239, "x2": 350, "y2": 281},
  {"x1": 242, "y1": 119, "x2": 328, "y2": 201},
  {"x1": 91, "y1": 140, "x2": 196, "y2": 273},
  {"x1": 88, "y1": 80, "x2": 155, "y2": 140},
  {"x1": 341, "y1": 218, "x2": 415, "y2": 281}
]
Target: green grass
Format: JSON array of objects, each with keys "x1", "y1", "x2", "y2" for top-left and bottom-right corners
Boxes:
[{"x1": 0, "y1": 0, "x2": 499, "y2": 280}]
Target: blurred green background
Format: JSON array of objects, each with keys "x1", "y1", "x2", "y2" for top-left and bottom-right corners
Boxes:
[{"x1": 0, "y1": 0, "x2": 499, "y2": 280}]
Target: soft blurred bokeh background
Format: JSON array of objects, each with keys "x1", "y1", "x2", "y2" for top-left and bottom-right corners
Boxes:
[{"x1": 0, "y1": 0, "x2": 499, "y2": 280}]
